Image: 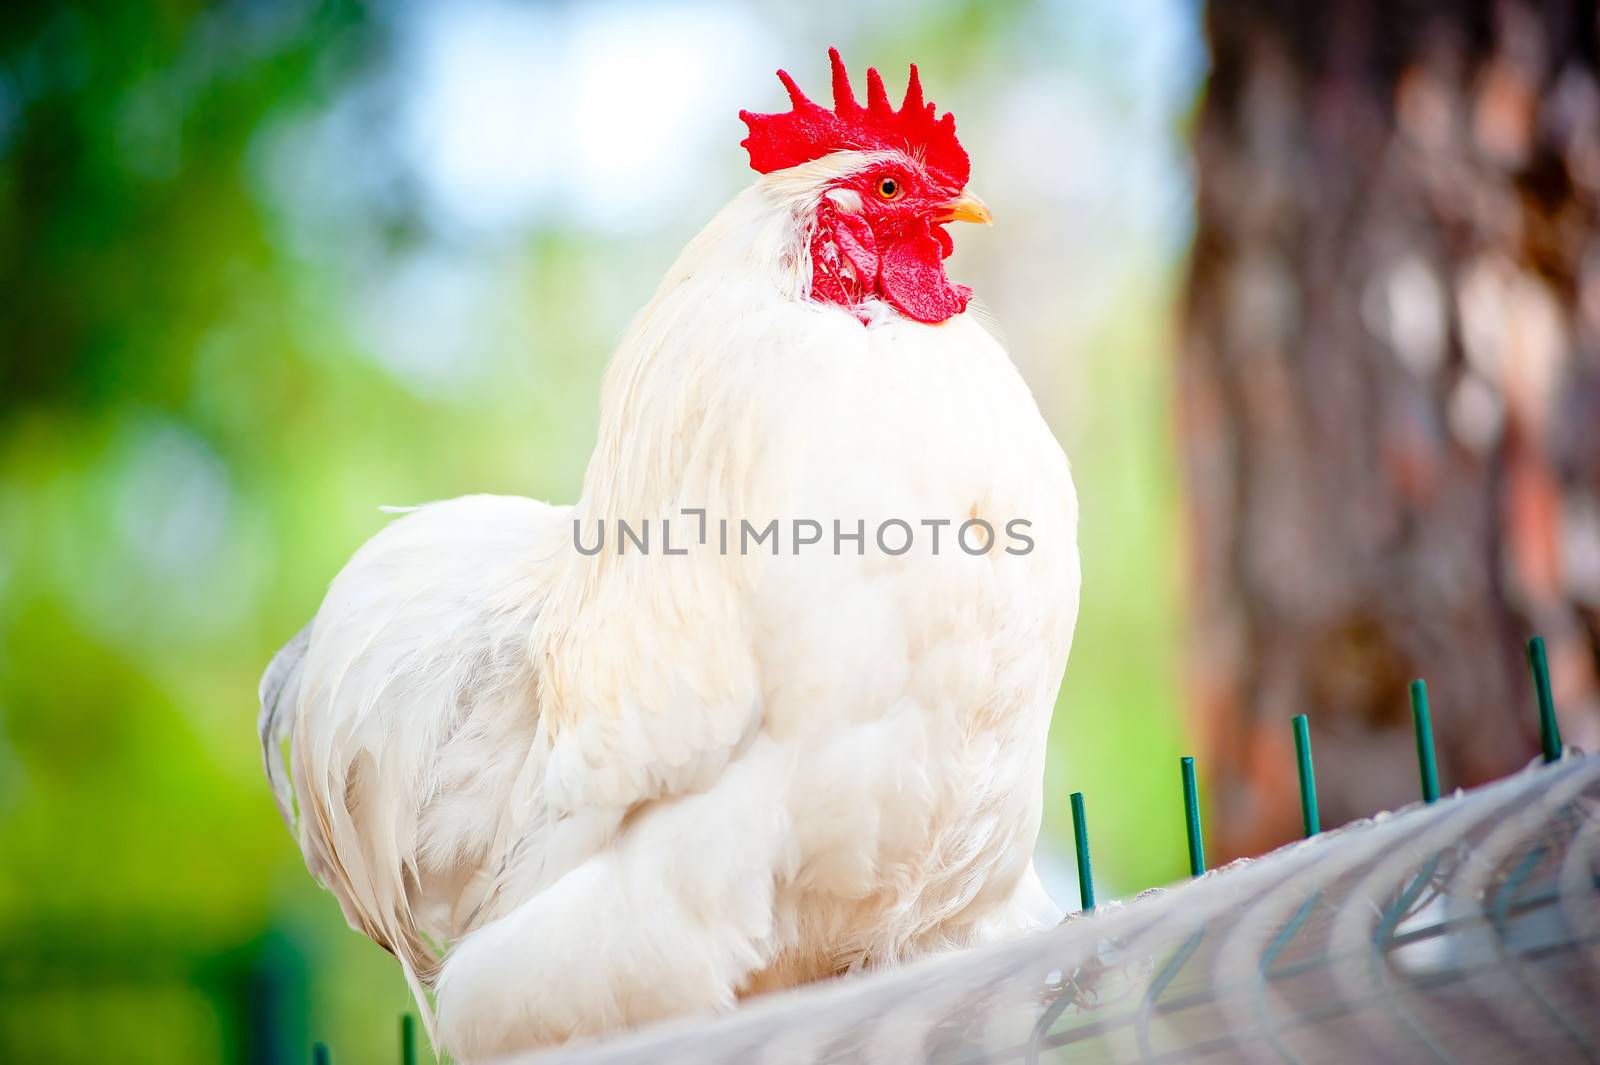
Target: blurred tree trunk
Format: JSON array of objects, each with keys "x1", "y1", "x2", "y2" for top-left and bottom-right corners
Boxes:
[{"x1": 1181, "y1": 0, "x2": 1600, "y2": 860}]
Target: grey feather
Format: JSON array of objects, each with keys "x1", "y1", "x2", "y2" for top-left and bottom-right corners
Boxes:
[{"x1": 258, "y1": 620, "x2": 312, "y2": 829}]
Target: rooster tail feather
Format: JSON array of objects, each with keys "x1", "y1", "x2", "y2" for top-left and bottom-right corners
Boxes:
[{"x1": 258, "y1": 621, "x2": 312, "y2": 829}]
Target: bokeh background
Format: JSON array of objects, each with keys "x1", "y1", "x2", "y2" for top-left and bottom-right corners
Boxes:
[{"x1": 4, "y1": 0, "x2": 1598, "y2": 1062}]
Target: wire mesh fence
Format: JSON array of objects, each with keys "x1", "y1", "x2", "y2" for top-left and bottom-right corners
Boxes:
[
  {"x1": 514, "y1": 754, "x2": 1598, "y2": 1064},
  {"x1": 291, "y1": 637, "x2": 1597, "y2": 1064}
]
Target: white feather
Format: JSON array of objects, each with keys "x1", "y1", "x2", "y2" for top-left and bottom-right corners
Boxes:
[{"x1": 263, "y1": 151, "x2": 1079, "y2": 1062}]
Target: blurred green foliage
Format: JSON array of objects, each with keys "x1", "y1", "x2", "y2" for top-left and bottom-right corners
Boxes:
[
  {"x1": 2, "y1": 5, "x2": 421, "y2": 1061},
  {"x1": 0, "y1": 2, "x2": 1197, "y2": 1061}
]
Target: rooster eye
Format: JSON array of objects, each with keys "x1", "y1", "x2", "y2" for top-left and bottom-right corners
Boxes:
[{"x1": 875, "y1": 176, "x2": 902, "y2": 200}]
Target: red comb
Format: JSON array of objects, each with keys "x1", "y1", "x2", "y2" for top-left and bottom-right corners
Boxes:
[{"x1": 739, "y1": 48, "x2": 969, "y2": 188}]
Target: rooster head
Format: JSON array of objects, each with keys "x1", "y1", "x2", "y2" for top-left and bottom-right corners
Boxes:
[{"x1": 740, "y1": 48, "x2": 990, "y2": 325}]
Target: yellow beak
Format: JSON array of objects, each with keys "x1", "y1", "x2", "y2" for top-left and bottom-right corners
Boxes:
[{"x1": 937, "y1": 191, "x2": 994, "y2": 225}]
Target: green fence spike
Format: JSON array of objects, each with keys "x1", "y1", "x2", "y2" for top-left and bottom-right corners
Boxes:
[
  {"x1": 313, "y1": 1043, "x2": 331, "y2": 1065},
  {"x1": 1527, "y1": 636, "x2": 1563, "y2": 764},
  {"x1": 401, "y1": 1014, "x2": 417, "y2": 1065},
  {"x1": 1292, "y1": 714, "x2": 1320, "y2": 837},
  {"x1": 1069, "y1": 791, "x2": 1095, "y2": 911},
  {"x1": 1409, "y1": 679, "x2": 1439, "y2": 804},
  {"x1": 1181, "y1": 756, "x2": 1206, "y2": 876}
]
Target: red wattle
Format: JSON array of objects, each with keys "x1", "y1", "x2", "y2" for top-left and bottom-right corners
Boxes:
[{"x1": 877, "y1": 228, "x2": 970, "y2": 324}]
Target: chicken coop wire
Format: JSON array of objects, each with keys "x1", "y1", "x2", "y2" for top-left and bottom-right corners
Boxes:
[{"x1": 307, "y1": 636, "x2": 1600, "y2": 1064}]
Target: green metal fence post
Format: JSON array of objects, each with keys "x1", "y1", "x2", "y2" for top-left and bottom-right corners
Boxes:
[
  {"x1": 1181, "y1": 756, "x2": 1206, "y2": 876},
  {"x1": 1410, "y1": 679, "x2": 1439, "y2": 804},
  {"x1": 1527, "y1": 636, "x2": 1563, "y2": 764},
  {"x1": 1070, "y1": 791, "x2": 1095, "y2": 911},
  {"x1": 1292, "y1": 714, "x2": 1320, "y2": 837},
  {"x1": 401, "y1": 1014, "x2": 417, "y2": 1065}
]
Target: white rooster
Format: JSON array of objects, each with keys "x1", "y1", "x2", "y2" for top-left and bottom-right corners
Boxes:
[{"x1": 260, "y1": 49, "x2": 1078, "y2": 1062}]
